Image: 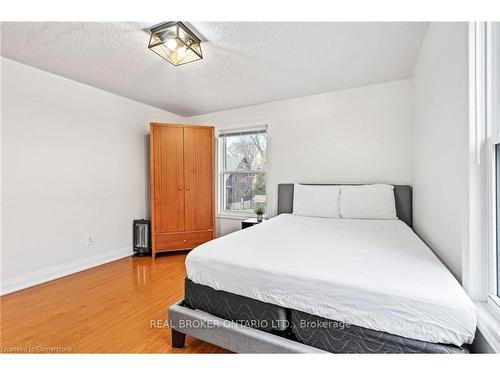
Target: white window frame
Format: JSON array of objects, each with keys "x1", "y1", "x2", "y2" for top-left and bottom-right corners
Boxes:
[
  {"x1": 216, "y1": 124, "x2": 269, "y2": 219},
  {"x1": 485, "y1": 22, "x2": 500, "y2": 313},
  {"x1": 470, "y1": 22, "x2": 500, "y2": 352}
]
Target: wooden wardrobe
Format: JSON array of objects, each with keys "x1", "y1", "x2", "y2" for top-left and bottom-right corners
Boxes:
[{"x1": 150, "y1": 123, "x2": 215, "y2": 258}]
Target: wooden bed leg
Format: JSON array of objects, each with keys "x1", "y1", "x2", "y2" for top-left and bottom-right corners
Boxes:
[{"x1": 172, "y1": 329, "x2": 186, "y2": 348}]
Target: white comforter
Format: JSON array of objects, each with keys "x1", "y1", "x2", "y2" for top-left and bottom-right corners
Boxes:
[{"x1": 186, "y1": 214, "x2": 476, "y2": 346}]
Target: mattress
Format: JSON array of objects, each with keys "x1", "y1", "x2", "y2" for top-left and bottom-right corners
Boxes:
[
  {"x1": 184, "y1": 278, "x2": 288, "y2": 332},
  {"x1": 290, "y1": 310, "x2": 467, "y2": 354},
  {"x1": 184, "y1": 278, "x2": 467, "y2": 353},
  {"x1": 186, "y1": 214, "x2": 477, "y2": 347}
]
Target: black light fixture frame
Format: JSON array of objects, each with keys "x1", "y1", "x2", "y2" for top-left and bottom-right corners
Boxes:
[{"x1": 148, "y1": 21, "x2": 203, "y2": 66}]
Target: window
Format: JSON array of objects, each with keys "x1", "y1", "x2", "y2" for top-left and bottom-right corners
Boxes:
[
  {"x1": 492, "y1": 23, "x2": 500, "y2": 302},
  {"x1": 496, "y1": 144, "x2": 500, "y2": 298},
  {"x1": 469, "y1": 22, "x2": 500, "y2": 352},
  {"x1": 218, "y1": 126, "x2": 268, "y2": 216},
  {"x1": 480, "y1": 22, "x2": 500, "y2": 307}
]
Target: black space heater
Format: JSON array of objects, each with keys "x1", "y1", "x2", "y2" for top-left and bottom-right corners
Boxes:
[{"x1": 133, "y1": 219, "x2": 151, "y2": 256}]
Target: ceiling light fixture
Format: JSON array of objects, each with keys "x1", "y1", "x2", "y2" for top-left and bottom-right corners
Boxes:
[{"x1": 148, "y1": 22, "x2": 203, "y2": 66}]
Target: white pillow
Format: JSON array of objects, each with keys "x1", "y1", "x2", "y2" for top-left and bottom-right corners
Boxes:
[
  {"x1": 339, "y1": 184, "x2": 397, "y2": 220},
  {"x1": 292, "y1": 183, "x2": 340, "y2": 218}
]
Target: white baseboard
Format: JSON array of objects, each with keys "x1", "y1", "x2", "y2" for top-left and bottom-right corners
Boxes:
[{"x1": 0, "y1": 246, "x2": 133, "y2": 295}]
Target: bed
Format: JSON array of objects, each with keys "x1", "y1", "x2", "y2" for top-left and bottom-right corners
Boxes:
[{"x1": 168, "y1": 184, "x2": 477, "y2": 353}]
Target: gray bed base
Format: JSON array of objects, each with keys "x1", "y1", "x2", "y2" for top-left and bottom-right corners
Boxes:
[{"x1": 169, "y1": 300, "x2": 325, "y2": 353}]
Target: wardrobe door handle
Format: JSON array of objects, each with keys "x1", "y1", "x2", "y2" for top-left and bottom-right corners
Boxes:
[
  {"x1": 179, "y1": 186, "x2": 183, "y2": 190},
  {"x1": 186, "y1": 186, "x2": 190, "y2": 190}
]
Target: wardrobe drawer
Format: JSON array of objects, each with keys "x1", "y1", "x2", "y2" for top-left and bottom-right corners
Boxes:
[{"x1": 155, "y1": 231, "x2": 213, "y2": 251}]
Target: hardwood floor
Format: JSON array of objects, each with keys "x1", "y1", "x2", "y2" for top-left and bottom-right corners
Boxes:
[{"x1": 0, "y1": 253, "x2": 229, "y2": 353}]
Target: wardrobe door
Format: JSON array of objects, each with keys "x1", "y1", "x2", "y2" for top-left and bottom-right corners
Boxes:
[
  {"x1": 151, "y1": 125, "x2": 185, "y2": 235},
  {"x1": 183, "y1": 126, "x2": 214, "y2": 232}
]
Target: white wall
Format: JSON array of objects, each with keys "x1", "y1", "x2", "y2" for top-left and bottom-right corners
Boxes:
[
  {"x1": 1, "y1": 57, "x2": 185, "y2": 293},
  {"x1": 412, "y1": 23, "x2": 468, "y2": 281},
  {"x1": 0, "y1": 62, "x2": 413, "y2": 287},
  {"x1": 188, "y1": 79, "x2": 413, "y2": 236}
]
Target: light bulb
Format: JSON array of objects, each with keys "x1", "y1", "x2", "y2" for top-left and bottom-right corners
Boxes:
[
  {"x1": 165, "y1": 39, "x2": 178, "y2": 51},
  {"x1": 177, "y1": 46, "x2": 187, "y2": 59}
]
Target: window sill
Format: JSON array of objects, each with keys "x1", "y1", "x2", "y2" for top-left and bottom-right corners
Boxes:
[
  {"x1": 216, "y1": 212, "x2": 254, "y2": 220},
  {"x1": 475, "y1": 301, "x2": 500, "y2": 353}
]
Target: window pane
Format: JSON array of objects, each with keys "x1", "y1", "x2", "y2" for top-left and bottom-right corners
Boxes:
[
  {"x1": 495, "y1": 23, "x2": 500, "y2": 296},
  {"x1": 224, "y1": 133, "x2": 267, "y2": 171},
  {"x1": 497, "y1": 144, "x2": 500, "y2": 296},
  {"x1": 224, "y1": 172, "x2": 266, "y2": 212}
]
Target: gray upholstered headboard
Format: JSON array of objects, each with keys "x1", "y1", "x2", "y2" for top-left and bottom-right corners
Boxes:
[{"x1": 277, "y1": 184, "x2": 412, "y2": 228}]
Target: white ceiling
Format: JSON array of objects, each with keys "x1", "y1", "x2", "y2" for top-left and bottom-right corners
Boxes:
[{"x1": 0, "y1": 22, "x2": 428, "y2": 116}]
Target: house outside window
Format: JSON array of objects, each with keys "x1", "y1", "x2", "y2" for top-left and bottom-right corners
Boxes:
[{"x1": 218, "y1": 126, "x2": 268, "y2": 216}]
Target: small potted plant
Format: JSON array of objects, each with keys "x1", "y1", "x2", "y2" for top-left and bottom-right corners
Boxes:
[{"x1": 254, "y1": 206, "x2": 265, "y2": 222}]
